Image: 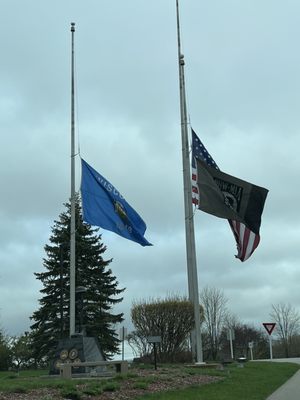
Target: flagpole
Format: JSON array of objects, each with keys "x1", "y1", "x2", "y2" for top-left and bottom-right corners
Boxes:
[
  {"x1": 176, "y1": 0, "x2": 203, "y2": 363},
  {"x1": 70, "y1": 22, "x2": 76, "y2": 337}
]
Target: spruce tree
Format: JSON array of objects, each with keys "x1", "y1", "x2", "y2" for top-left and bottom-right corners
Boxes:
[{"x1": 30, "y1": 195, "x2": 124, "y2": 361}]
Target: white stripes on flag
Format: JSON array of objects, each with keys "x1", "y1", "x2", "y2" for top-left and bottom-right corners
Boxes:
[
  {"x1": 192, "y1": 165, "x2": 199, "y2": 205},
  {"x1": 229, "y1": 220, "x2": 260, "y2": 262},
  {"x1": 192, "y1": 160, "x2": 260, "y2": 262}
]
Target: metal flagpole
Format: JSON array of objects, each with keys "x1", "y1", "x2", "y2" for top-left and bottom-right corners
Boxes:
[
  {"x1": 175, "y1": 0, "x2": 203, "y2": 363},
  {"x1": 70, "y1": 22, "x2": 76, "y2": 337}
]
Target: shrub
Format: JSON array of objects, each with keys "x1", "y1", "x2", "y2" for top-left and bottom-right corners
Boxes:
[
  {"x1": 102, "y1": 382, "x2": 120, "y2": 392},
  {"x1": 133, "y1": 381, "x2": 149, "y2": 390},
  {"x1": 60, "y1": 388, "x2": 82, "y2": 400}
]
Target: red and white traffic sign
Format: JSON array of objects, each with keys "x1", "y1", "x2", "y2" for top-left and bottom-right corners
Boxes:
[{"x1": 263, "y1": 323, "x2": 276, "y2": 335}]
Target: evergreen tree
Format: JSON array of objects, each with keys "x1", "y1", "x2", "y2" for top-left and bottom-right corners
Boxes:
[{"x1": 30, "y1": 195, "x2": 124, "y2": 361}]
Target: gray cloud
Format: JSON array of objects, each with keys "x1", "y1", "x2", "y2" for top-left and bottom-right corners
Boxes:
[{"x1": 0, "y1": 0, "x2": 299, "y2": 345}]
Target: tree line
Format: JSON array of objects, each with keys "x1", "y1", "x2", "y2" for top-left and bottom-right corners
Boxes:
[
  {"x1": 0, "y1": 197, "x2": 300, "y2": 369},
  {"x1": 1, "y1": 294, "x2": 299, "y2": 370},
  {"x1": 127, "y1": 289, "x2": 300, "y2": 363}
]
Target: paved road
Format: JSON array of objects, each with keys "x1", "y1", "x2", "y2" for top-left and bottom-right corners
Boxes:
[
  {"x1": 259, "y1": 357, "x2": 300, "y2": 365},
  {"x1": 256, "y1": 358, "x2": 300, "y2": 400}
]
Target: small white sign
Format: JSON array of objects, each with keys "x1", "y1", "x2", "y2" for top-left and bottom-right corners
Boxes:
[
  {"x1": 147, "y1": 336, "x2": 161, "y2": 343},
  {"x1": 226, "y1": 329, "x2": 235, "y2": 341}
]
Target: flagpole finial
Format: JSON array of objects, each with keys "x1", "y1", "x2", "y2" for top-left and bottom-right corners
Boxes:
[{"x1": 71, "y1": 22, "x2": 75, "y2": 32}]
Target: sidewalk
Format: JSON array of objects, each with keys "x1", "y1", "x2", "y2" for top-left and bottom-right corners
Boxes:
[
  {"x1": 266, "y1": 369, "x2": 300, "y2": 400},
  {"x1": 257, "y1": 358, "x2": 300, "y2": 400}
]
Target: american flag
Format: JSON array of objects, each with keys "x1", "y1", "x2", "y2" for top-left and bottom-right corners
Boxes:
[{"x1": 191, "y1": 129, "x2": 260, "y2": 262}]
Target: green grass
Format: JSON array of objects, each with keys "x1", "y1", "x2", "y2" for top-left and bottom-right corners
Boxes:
[
  {"x1": 102, "y1": 381, "x2": 120, "y2": 392},
  {"x1": 134, "y1": 362, "x2": 300, "y2": 400},
  {"x1": 0, "y1": 369, "x2": 48, "y2": 379},
  {"x1": 133, "y1": 381, "x2": 149, "y2": 390},
  {"x1": 0, "y1": 369, "x2": 92, "y2": 394},
  {"x1": 0, "y1": 362, "x2": 298, "y2": 400}
]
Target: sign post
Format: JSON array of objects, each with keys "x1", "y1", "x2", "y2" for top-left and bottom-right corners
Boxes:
[
  {"x1": 263, "y1": 323, "x2": 276, "y2": 360},
  {"x1": 147, "y1": 336, "x2": 161, "y2": 370},
  {"x1": 248, "y1": 341, "x2": 254, "y2": 361},
  {"x1": 119, "y1": 327, "x2": 127, "y2": 361}
]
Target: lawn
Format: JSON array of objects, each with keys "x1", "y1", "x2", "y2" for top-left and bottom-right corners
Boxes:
[
  {"x1": 135, "y1": 362, "x2": 300, "y2": 400},
  {"x1": 0, "y1": 361, "x2": 298, "y2": 400}
]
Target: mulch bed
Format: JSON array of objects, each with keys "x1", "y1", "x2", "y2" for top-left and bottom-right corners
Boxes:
[{"x1": 0, "y1": 366, "x2": 222, "y2": 400}]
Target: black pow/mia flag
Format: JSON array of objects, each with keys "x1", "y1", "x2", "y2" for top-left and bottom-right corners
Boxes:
[{"x1": 195, "y1": 159, "x2": 268, "y2": 235}]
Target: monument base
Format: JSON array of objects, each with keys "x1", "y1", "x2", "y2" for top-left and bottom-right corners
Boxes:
[{"x1": 49, "y1": 334, "x2": 105, "y2": 375}]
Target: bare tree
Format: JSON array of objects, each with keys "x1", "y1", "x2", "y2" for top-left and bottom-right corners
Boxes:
[
  {"x1": 224, "y1": 313, "x2": 240, "y2": 331},
  {"x1": 270, "y1": 303, "x2": 300, "y2": 357},
  {"x1": 127, "y1": 330, "x2": 152, "y2": 359},
  {"x1": 200, "y1": 286, "x2": 228, "y2": 360}
]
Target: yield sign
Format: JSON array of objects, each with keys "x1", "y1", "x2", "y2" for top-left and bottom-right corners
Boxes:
[{"x1": 263, "y1": 323, "x2": 276, "y2": 335}]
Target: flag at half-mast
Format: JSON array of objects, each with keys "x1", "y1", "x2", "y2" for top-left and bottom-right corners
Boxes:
[
  {"x1": 191, "y1": 129, "x2": 268, "y2": 261},
  {"x1": 81, "y1": 159, "x2": 152, "y2": 246}
]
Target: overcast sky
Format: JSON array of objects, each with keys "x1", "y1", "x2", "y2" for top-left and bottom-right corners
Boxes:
[{"x1": 0, "y1": 0, "x2": 300, "y2": 352}]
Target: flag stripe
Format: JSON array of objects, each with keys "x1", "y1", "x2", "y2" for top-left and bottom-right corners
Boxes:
[
  {"x1": 191, "y1": 129, "x2": 261, "y2": 262},
  {"x1": 192, "y1": 166, "x2": 199, "y2": 205},
  {"x1": 227, "y1": 207, "x2": 260, "y2": 261}
]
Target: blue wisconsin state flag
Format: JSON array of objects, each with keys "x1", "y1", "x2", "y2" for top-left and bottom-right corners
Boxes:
[{"x1": 81, "y1": 159, "x2": 152, "y2": 246}]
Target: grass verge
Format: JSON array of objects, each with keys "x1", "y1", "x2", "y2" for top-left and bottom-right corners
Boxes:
[
  {"x1": 134, "y1": 362, "x2": 300, "y2": 400},
  {"x1": 0, "y1": 361, "x2": 298, "y2": 400}
]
